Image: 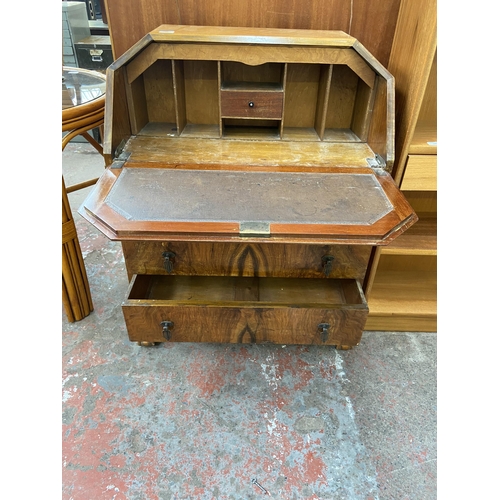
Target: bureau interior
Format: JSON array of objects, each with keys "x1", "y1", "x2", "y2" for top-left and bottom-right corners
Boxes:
[
  {"x1": 126, "y1": 58, "x2": 374, "y2": 142},
  {"x1": 128, "y1": 275, "x2": 365, "y2": 307}
]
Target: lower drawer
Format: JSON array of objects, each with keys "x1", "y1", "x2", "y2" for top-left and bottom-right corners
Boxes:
[
  {"x1": 122, "y1": 275, "x2": 368, "y2": 346},
  {"x1": 121, "y1": 241, "x2": 371, "y2": 281}
]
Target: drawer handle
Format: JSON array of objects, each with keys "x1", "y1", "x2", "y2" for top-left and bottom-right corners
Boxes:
[
  {"x1": 321, "y1": 255, "x2": 335, "y2": 277},
  {"x1": 162, "y1": 251, "x2": 176, "y2": 273},
  {"x1": 318, "y1": 323, "x2": 330, "y2": 343},
  {"x1": 160, "y1": 320, "x2": 174, "y2": 340},
  {"x1": 248, "y1": 101, "x2": 255, "y2": 108}
]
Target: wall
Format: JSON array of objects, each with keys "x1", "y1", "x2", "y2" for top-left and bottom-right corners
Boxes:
[{"x1": 103, "y1": 0, "x2": 401, "y2": 66}]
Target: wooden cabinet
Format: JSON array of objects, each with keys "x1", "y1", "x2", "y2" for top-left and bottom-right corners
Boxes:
[
  {"x1": 80, "y1": 25, "x2": 418, "y2": 347},
  {"x1": 364, "y1": 0, "x2": 437, "y2": 332}
]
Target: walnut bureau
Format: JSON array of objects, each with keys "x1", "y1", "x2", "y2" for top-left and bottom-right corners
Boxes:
[{"x1": 79, "y1": 25, "x2": 417, "y2": 349}]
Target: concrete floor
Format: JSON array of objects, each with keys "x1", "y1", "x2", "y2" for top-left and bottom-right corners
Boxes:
[{"x1": 62, "y1": 142, "x2": 437, "y2": 499}]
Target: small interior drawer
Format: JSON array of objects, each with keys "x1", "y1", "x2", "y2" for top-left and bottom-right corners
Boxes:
[
  {"x1": 220, "y1": 89, "x2": 284, "y2": 119},
  {"x1": 401, "y1": 154, "x2": 437, "y2": 191},
  {"x1": 123, "y1": 275, "x2": 368, "y2": 346}
]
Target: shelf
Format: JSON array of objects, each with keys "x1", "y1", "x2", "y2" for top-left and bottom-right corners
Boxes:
[
  {"x1": 400, "y1": 154, "x2": 437, "y2": 191},
  {"x1": 409, "y1": 121, "x2": 437, "y2": 155},
  {"x1": 220, "y1": 81, "x2": 283, "y2": 92},
  {"x1": 366, "y1": 268, "x2": 437, "y2": 331},
  {"x1": 119, "y1": 50, "x2": 389, "y2": 149},
  {"x1": 381, "y1": 212, "x2": 436, "y2": 255},
  {"x1": 223, "y1": 125, "x2": 281, "y2": 140},
  {"x1": 139, "y1": 123, "x2": 222, "y2": 139}
]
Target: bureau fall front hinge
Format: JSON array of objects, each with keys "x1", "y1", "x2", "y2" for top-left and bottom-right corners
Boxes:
[{"x1": 366, "y1": 153, "x2": 387, "y2": 170}]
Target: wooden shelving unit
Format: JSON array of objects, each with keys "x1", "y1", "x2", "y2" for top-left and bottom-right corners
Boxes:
[{"x1": 365, "y1": 0, "x2": 437, "y2": 332}]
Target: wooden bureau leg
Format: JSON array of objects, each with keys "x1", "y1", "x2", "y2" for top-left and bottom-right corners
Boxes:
[
  {"x1": 137, "y1": 341, "x2": 158, "y2": 347},
  {"x1": 335, "y1": 345, "x2": 353, "y2": 350}
]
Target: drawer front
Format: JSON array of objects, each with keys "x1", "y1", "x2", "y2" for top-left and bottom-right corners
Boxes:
[
  {"x1": 123, "y1": 275, "x2": 368, "y2": 346},
  {"x1": 220, "y1": 90, "x2": 283, "y2": 119},
  {"x1": 400, "y1": 154, "x2": 437, "y2": 191},
  {"x1": 75, "y1": 46, "x2": 113, "y2": 70},
  {"x1": 122, "y1": 241, "x2": 371, "y2": 281}
]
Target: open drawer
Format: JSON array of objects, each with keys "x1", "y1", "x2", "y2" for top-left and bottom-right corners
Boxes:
[{"x1": 123, "y1": 275, "x2": 368, "y2": 347}]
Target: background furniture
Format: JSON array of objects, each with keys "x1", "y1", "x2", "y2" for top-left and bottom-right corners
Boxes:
[
  {"x1": 62, "y1": 1, "x2": 91, "y2": 67},
  {"x1": 364, "y1": 0, "x2": 437, "y2": 331},
  {"x1": 75, "y1": 35, "x2": 113, "y2": 71},
  {"x1": 62, "y1": 66, "x2": 108, "y2": 322},
  {"x1": 100, "y1": 0, "x2": 437, "y2": 332}
]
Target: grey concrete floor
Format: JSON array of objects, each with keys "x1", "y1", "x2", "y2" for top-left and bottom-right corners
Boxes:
[{"x1": 62, "y1": 142, "x2": 437, "y2": 499}]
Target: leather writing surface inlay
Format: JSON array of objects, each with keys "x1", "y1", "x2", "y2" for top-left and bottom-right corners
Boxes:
[{"x1": 105, "y1": 168, "x2": 392, "y2": 226}]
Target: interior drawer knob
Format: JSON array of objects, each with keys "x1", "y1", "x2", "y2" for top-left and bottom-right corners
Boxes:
[
  {"x1": 162, "y1": 251, "x2": 176, "y2": 273},
  {"x1": 317, "y1": 323, "x2": 330, "y2": 343},
  {"x1": 248, "y1": 101, "x2": 254, "y2": 108},
  {"x1": 160, "y1": 320, "x2": 174, "y2": 340},
  {"x1": 321, "y1": 255, "x2": 335, "y2": 277}
]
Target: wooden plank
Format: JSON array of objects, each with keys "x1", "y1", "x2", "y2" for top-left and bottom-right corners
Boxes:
[
  {"x1": 172, "y1": 60, "x2": 186, "y2": 135},
  {"x1": 388, "y1": 0, "x2": 437, "y2": 184},
  {"x1": 221, "y1": 61, "x2": 283, "y2": 84},
  {"x1": 279, "y1": 63, "x2": 288, "y2": 138},
  {"x1": 174, "y1": 0, "x2": 352, "y2": 36},
  {"x1": 283, "y1": 63, "x2": 320, "y2": 129},
  {"x1": 365, "y1": 314, "x2": 436, "y2": 332},
  {"x1": 366, "y1": 269, "x2": 437, "y2": 316},
  {"x1": 400, "y1": 155, "x2": 437, "y2": 191},
  {"x1": 325, "y1": 65, "x2": 358, "y2": 130},
  {"x1": 102, "y1": 64, "x2": 131, "y2": 158},
  {"x1": 121, "y1": 135, "x2": 376, "y2": 166},
  {"x1": 314, "y1": 64, "x2": 332, "y2": 139},
  {"x1": 409, "y1": 122, "x2": 437, "y2": 155},
  {"x1": 416, "y1": 52, "x2": 437, "y2": 126},
  {"x1": 183, "y1": 60, "x2": 220, "y2": 126},
  {"x1": 366, "y1": 77, "x2": 394, "y2": 169},
  {"x1": 149, "y1": 25, "x2": 355, "y2": 46},
  {"x1": 142, "y1": 59, "x2": 176, "y2": 123},
  {"x1": 124, "y1": 71, "x2": 148, "y2": 135},
  {"x1": 351, "y1": 77, "x2": 375, "y2": 142},
  {"x1": 126, "y1": 43, "x2": 376, "y2": 89},
  {"x1": 349, "y1": 0, "x2": 402, "y2": 67},
  {"x1": 104, "y1": 1, "x2": 179, "y2": 59}
]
